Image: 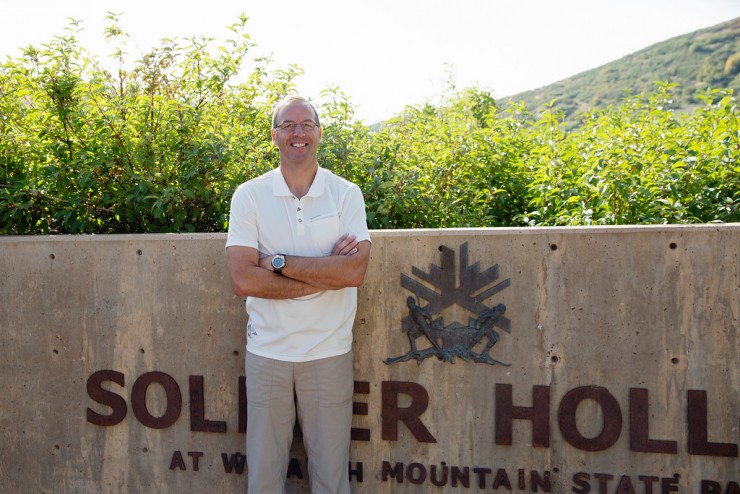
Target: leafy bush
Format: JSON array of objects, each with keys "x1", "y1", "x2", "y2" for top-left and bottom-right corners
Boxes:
[
  {"x1": 518, "y1": 85, "x2": 738, "y2": 225},
  {"x1": 0, "y1": 15, "x2": 293, "y2": 233},
  {"x1": 1, "y1": 18, "x2": 737, "y2": 234}
]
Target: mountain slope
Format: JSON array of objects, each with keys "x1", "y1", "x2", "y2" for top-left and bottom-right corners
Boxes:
[{"x1": 498, "y1": 17, "x2": 740, "y2": 126}]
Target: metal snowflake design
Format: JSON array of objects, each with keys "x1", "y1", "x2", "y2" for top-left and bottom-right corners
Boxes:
[{"x1": 385, "y1": 242, "x2": 511, "y2": 365}]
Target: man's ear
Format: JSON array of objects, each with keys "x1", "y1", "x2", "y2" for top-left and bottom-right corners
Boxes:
[{"x1": 271, "y1": 128, "x2": 277, "y2": 143}]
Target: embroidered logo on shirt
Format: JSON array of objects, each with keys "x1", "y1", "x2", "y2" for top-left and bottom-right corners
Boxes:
[{"x1": 247, "y1": 321, "x2": 258, "y2": 339}]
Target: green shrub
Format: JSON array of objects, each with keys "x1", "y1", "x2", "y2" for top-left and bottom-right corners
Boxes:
[{"x1": 1, "y1": 19, "x2": 737, "y2": 234}]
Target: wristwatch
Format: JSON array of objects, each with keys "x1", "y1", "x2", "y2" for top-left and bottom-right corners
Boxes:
[{"x1": 271, "y1": 254, "x2": 286, "y2": 275}]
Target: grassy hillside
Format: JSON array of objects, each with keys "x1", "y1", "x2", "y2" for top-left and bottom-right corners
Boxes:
[{"x1": 498, "y1": 17, "x2": 740, "y2": 127}]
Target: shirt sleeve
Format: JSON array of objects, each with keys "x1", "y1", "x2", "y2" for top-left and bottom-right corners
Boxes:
[
  {"x1": 225, "y1": 183, "x2": 259, "y2": 249},
  {"x1": 341, "y1": 184, "x2": 372, "y2": 244}
]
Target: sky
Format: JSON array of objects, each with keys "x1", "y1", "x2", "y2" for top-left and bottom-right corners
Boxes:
[{"x1": 2, "y1": 0, "x2": 739, "y2": 124}]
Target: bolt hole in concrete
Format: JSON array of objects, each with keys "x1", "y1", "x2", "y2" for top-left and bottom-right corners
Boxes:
[
  {"x1": 53, "y1": 349, "x2": 59, "y2": 355},
  {"x1": 671, "y1": 357, "x2": 679, "y2": 364},
  {"x1": 140, "y1": 348, "x2": 145, "y2": 354},
  {"x1": 550, "y1": 243, "x2": 558, "y2": 251},
  {"x1": 551, "y1": 355, "x2": 559, "y2": 363},
  {"x1": 49, "y1": 253, "x2": 55, "y2": 259},
  {"x1": 669, "y1": 242, "x2": 677, "y2": 250},
  {"x1": 137, "y1": 249, "x2": 143, "y2": 255},
  {"x1": 233, "y1": 351, "x2": 240, "y2": 356}
]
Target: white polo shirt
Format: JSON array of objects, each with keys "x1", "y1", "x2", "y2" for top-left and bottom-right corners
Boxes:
[{"x1": 226, "y1": 166, "x2": 371, "y2": 362}]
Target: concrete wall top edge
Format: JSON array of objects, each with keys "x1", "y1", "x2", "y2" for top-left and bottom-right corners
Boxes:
[
  {"x1": 1, "y1": 223, "x2": 738, "y2": 244},
  {"x1": 0, "y1": 232, "x2": 228, "y2": 243},
  {"x1": 372, "y1": 223, "x2": 740, "y2": 236}
]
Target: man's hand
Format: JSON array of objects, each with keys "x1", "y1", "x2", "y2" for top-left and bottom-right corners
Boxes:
[{"x1": 331, "y1": 233, "x2": 360, "y2": 256}]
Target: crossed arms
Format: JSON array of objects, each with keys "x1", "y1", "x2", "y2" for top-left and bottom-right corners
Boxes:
[{"x1": 226, "y1": 234, "x2": 371, "y2": 299}]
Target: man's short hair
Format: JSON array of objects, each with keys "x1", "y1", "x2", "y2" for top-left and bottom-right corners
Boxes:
[{"x1": 272, "y1": 96, "x2": 321, "y2": 129}]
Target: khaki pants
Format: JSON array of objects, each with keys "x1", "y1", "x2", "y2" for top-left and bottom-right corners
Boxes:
[{"x1": 245, "y1": 351, "x2": 353, "y2": 494}]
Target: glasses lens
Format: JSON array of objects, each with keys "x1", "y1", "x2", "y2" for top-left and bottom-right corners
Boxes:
[{"x1": 278, "y1": 121, "x2": 316, "y2": 131}]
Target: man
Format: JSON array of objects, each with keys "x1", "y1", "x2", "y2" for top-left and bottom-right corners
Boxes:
[{"x1": 225, "y1": 95, "x2": 371, "y2": 493}]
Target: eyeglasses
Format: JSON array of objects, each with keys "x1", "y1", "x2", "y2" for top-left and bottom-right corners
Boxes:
[{"x1": 275, "y1": 120, "x2": 319, "y2": 132}]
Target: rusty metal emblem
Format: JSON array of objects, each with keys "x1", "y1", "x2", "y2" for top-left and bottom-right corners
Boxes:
[{"x1": 384, "y1": 242, "x2": 511, "y2": 366}]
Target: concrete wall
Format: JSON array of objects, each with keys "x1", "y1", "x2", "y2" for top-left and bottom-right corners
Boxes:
[{"x1": 0, "y1": 226, "x2": 738, "y2": 493}]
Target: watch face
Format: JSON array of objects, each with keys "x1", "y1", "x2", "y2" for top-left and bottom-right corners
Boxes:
[{"x1": 272, "y1": 255, "x2": 285, "y2": 271}]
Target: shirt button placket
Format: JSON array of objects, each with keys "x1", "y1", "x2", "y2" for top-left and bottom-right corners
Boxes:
[{"x1": 296, "y1": 201, "x2": 305, "y2": 235}]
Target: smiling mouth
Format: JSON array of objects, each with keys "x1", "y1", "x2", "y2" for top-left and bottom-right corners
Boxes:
[{"x1": 291, "y1": 143, "x2": 308, "y2": 148}]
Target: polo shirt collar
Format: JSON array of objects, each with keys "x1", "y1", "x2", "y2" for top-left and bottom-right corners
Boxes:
[{"x1": 272, "y1": 166, "x2": 327, "y2": 198}]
